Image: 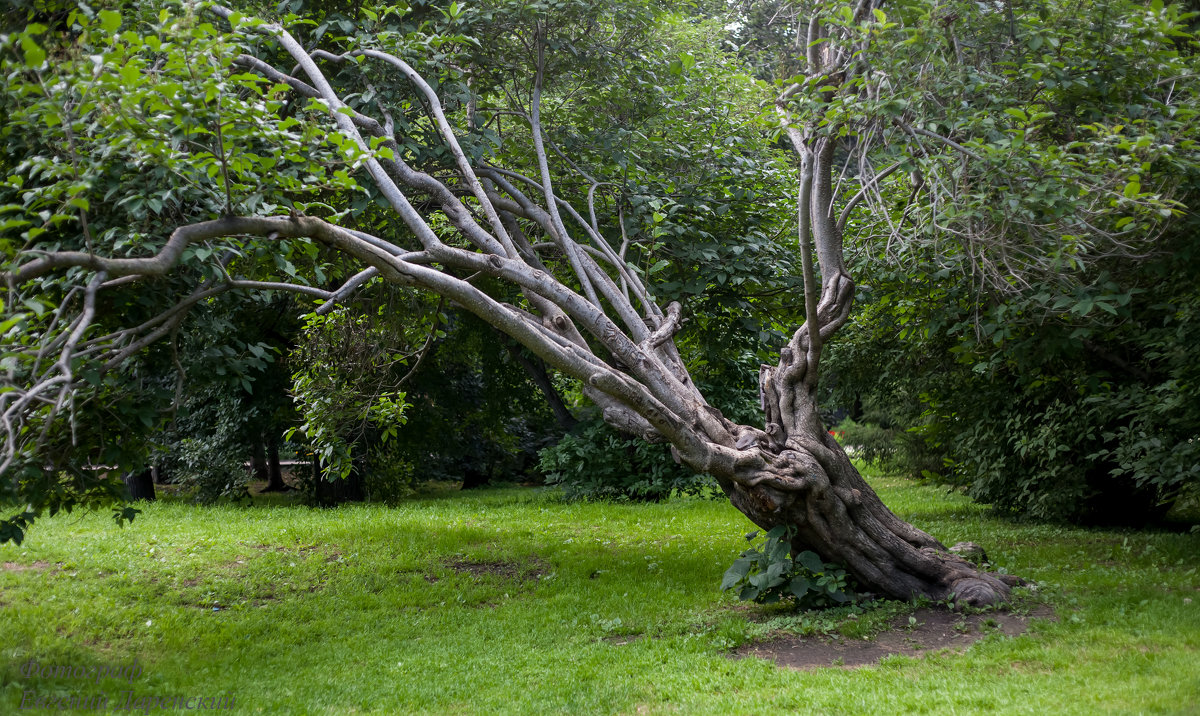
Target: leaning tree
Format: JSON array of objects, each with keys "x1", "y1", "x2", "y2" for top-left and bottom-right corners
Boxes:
[{"x1": 0, "y1": 0, "x2": 1118, "y2": 605}]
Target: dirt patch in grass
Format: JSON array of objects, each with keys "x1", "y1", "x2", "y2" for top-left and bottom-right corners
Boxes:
[
  {"x1": 736, "y1": 604, "x2": 1056, "y2": 670},
  {"x1": 443, "y1": 557, "x2": 548, "y2": 582},
  {"x1": 2, "y1": 561, "x2": 56, "y2": 572}
]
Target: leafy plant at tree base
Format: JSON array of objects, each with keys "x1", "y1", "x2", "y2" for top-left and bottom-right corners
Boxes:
[{"x1": 721, "y1": 526, "x2": 856, "y2": 607}]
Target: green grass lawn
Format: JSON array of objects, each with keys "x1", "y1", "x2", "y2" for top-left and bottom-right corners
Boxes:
[{"x1": 2, "y1": 469, "x2": 1198, "y2": 715}]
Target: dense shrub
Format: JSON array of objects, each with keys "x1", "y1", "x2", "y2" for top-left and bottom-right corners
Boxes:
[
  {"x1": 162, "y1": 387, "x2": 254, "y2": 502},
  {"x1": 538, "y1": 414, "x2": 716, "y2": 501},
  {"x1": 826, "y1": 237, "x2": 1200, "y2": 523},
  {"x1": 384, "y1": 312, "x2": 565, "y2": 488}
]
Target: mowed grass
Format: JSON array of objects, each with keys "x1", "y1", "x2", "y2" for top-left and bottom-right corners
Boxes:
[{"x1": 2, "y1": 469, "x2": 1198, "y2": 715}]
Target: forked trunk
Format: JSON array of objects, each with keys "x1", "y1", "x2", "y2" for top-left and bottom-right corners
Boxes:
[
  {"x1": 722, "y1": 444, "x2": 1017, "y2": 606},
  {"x1": 712, "y1": 388, "x2": 1018, "y2": 607}
]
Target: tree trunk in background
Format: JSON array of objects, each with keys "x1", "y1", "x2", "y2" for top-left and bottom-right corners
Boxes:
[
  {"x1": 251, "y1": 439, "x2": 269, "y2": 483},
  {"x1": 261, "y1": 436, "x2": 290, "y2": 492},
  {"x1": 510, "y1": 348, "x2": 578, "y2": 431},
  {"x1": 123, "y1": 469, "x2": 156, "y2": 502},
  {"x1": 310, "y1": 453, "x2": 365, "y2": 505}
]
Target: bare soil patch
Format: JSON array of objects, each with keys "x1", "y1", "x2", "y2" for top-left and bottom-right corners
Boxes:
[
  {"x1": 2, "y1": 560, "x2": 56, "y2": 572},
  {"x1": 444, "y1": 557, "x2": 547, "y2": 582},
  {"x1": 736, "y1": 604, "x2": 1056, "y2": 670}
]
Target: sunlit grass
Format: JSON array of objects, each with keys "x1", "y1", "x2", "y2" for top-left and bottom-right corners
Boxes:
[{"x1": 2, "y1": 468, "x2": 1198, "y2": 714}]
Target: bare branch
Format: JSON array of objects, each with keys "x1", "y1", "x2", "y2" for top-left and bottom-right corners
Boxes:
[
  {"x1": 837, "y1": 161, "x2": 903, "y2": 234},
  {"x1": 643, "y1": 302, "x2": 683, "y2": 350}
]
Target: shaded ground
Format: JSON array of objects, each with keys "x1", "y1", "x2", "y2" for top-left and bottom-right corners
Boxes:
[{"x1": 737, "y1": 604, "x2": 1057, "y2": 670}]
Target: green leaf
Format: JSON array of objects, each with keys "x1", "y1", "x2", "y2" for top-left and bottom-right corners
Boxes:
[
  {"x1": 98, "y1": 10, "x2": 122, "y2": 34},
  {"x1": 20, "y1": 35, "x2": 46, "y2": 68},
  {"x1": 720, "y1": 558, "x2": 754, "y2": 591},
  {"x1": 796, "y1": 550, "x2": 825, "y2": 574},
  {"x1": 766, "y1": 538, "x2": 790, "y2": 563},
  {"x1": 788, "y1": 575, "x2": 812, "y2": 599},
  {"x1": 0, "y1": 315, "x2": 25, "y2": 335},
  {"x1": 22, "y1": 298, "x2": 48, "y2": 317}
]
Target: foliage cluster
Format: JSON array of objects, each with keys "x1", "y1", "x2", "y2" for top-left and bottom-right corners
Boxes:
[
  {"x1": 823, "y1": 0, "x2": 1200, "y2": 522},
  {"x1": 287, "y1": 301, "x2": 412, "y2": 481},
  {"x1": 720, "y1": 525, "x2": 856, "y2": 607},
  {"x1": 538, "y1": 412, "x2": 714, "y2": 501},
  {"x1": 383, "y1": 310, "x2": 565, "y2": 488},
  {"x1": 0, "y1": 0, "x2": 357, "y2": 535}
]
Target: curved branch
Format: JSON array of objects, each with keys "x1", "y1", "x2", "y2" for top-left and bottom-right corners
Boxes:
[
  {"x1": 9, "y1": 217, "x2": 283, "y2": 285},
  {"x1": 836, "y1": 161, "x2": 903, "y2": 234},
  {"x1": 643, "y1": 302, "x2": 683, "y2": 350}
]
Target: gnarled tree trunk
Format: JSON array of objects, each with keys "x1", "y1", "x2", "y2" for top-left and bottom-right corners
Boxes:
[{"x1": 716, "y1": 404, "x2": 1016, "y2": 606}]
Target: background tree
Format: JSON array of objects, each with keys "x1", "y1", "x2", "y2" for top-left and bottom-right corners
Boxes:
[{"x1": 819, "y1": 0, "x2": 1200, "y2": 523}]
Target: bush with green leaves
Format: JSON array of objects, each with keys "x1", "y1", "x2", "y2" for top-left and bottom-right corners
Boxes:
[
  {"x1": 832, "y1": 416, "x2": 897, "y2": 464},
  {"x1": 360, "y1": 445, "x2": 418, "y2": 503},
  {"x1": 720, "y1": 526, "x2": 856, "y2": 607},
  {"x1": 293, "y1": 440, "x2": 418, "y2": 505},
  {"x1": 287, "y1": 301, "x2": 415, "y2": 481},
  {"x1": 381, "y1": 310, "x2": 566, "y2": 488},
  {"x1": 171, "y1": 435, "x2": 251, "y2": 503},
  {"x1": 816, "y1": 0, "x2": 1200, "y2": 524},
  {"x1": 831, "y1": 414, "x2": 951, "y2": 480},
  {"x1": 827, "y1": 242, "x2": 1200, "y2": 522},
  {"x1": 538, "y1": 413, "x2": 715, "y2": 501}
]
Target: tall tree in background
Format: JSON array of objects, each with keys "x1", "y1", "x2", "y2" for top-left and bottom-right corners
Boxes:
[{"x1": 758, "y1": 0, "x2": 1200, "y2": 522}]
